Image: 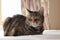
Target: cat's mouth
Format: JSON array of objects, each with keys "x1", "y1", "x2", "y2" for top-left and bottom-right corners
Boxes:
[{"x1": 30, "y1": 23, "x2": 39, "y2": 27}]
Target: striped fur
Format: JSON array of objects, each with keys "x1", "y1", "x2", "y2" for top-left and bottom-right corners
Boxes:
[{"x1": 3, "y1": 9, "x2": 44, "y2": 36}]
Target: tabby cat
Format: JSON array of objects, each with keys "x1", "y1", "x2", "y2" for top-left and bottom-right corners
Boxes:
[{"x1": 3, "y1": 8, "x2": 44, "y2": 36}]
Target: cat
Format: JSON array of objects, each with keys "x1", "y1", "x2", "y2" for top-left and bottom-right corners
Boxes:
[{"x1": 3, "y1": 8, "x2": 44, "y2": 36}]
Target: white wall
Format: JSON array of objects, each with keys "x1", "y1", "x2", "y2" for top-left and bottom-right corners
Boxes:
[{"x1": 1, "y1": 0, "x2": 21, "y2": 22}]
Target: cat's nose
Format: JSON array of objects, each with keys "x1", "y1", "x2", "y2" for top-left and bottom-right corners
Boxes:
[{"x1": 32, "y1": 20, "x2": 35, "y2": 23}]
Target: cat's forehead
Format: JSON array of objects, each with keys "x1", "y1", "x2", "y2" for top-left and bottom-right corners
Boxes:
[
  {"x1": 30, "y1": 11, "x2": 40, "y2": 16},
  {"x1": 32, "y1": 11, "x2": 39, "y2": 13},
  {"x1": 30, "y1": 11, "x2": 39, "y2": 14},
  {"x1": 28, "y1": 13, "x2": 41, "y2": 19}
]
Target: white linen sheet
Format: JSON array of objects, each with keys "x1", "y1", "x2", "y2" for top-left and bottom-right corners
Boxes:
[{"x1": 0, "y1": 25, "x2": 60, "y2": 40}]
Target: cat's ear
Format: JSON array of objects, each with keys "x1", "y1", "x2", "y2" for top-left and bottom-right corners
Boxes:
[
  {"x1": 39, "y1": 7, "x2": 44, "y2": 15},
  {"x1": 26, "y1": 9, "x2": 33, "y2": 13},
  {"x1": 25, "y1": 8, "x2": 32, "y2": 17}
]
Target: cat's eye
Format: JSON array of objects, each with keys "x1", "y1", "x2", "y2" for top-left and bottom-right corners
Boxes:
[
  {"x1": 35, "y1": 19, "x2": 40, "y2": 21},
  {"x1": 34, "y1": 19, "x2": 37, "y2": 21},
  {"x1": 29, "y1": 19, "x2": 32, "y2": 21}
]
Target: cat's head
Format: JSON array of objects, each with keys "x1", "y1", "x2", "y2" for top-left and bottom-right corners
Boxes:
[{"x1": 26, "y1": 7, "x2": 44, "y2": 27}]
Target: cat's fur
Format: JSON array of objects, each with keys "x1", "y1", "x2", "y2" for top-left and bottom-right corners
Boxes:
[{"x1": 3, "y1": 8, "x2": 44, "y2": 36}]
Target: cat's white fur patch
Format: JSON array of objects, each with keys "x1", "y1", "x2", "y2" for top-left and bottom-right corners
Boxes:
[{"x1": 31, "y1": 23, "x2": 38, "y2": 27}]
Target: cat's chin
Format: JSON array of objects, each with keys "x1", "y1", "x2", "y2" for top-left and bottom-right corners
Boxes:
[
  {"x1": 31, "y1": 25, "x2": 38, "y2": 27},
  {"x1": 32, "y1": 26, "x2": 38, "y2": 27},
  {"x1": 30, "y1": 23, "x2": 39, "y2": 27}
]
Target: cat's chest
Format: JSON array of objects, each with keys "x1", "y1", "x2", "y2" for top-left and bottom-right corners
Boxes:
[{"x1": 24, "y1": 25, "x2": 41, "y2": 34}]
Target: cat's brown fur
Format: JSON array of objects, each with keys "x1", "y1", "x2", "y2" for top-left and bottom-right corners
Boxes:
[{"x1": 3, "y1": 8, "x2": 44, "y2": 36}]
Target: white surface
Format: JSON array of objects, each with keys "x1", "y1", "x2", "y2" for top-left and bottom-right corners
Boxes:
[
  {"x1": 0, "y1": 35, "x2": 60, "y2": 40},
  {"x1": 0, "y1": 25, "x2": 60, "y2": 40},
  {"x1": 0, "y1": 25, "x2": 4, "y2": 37},
  {"x1": 43, "y1": 30, "x2": 60, "y2": 35}
]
